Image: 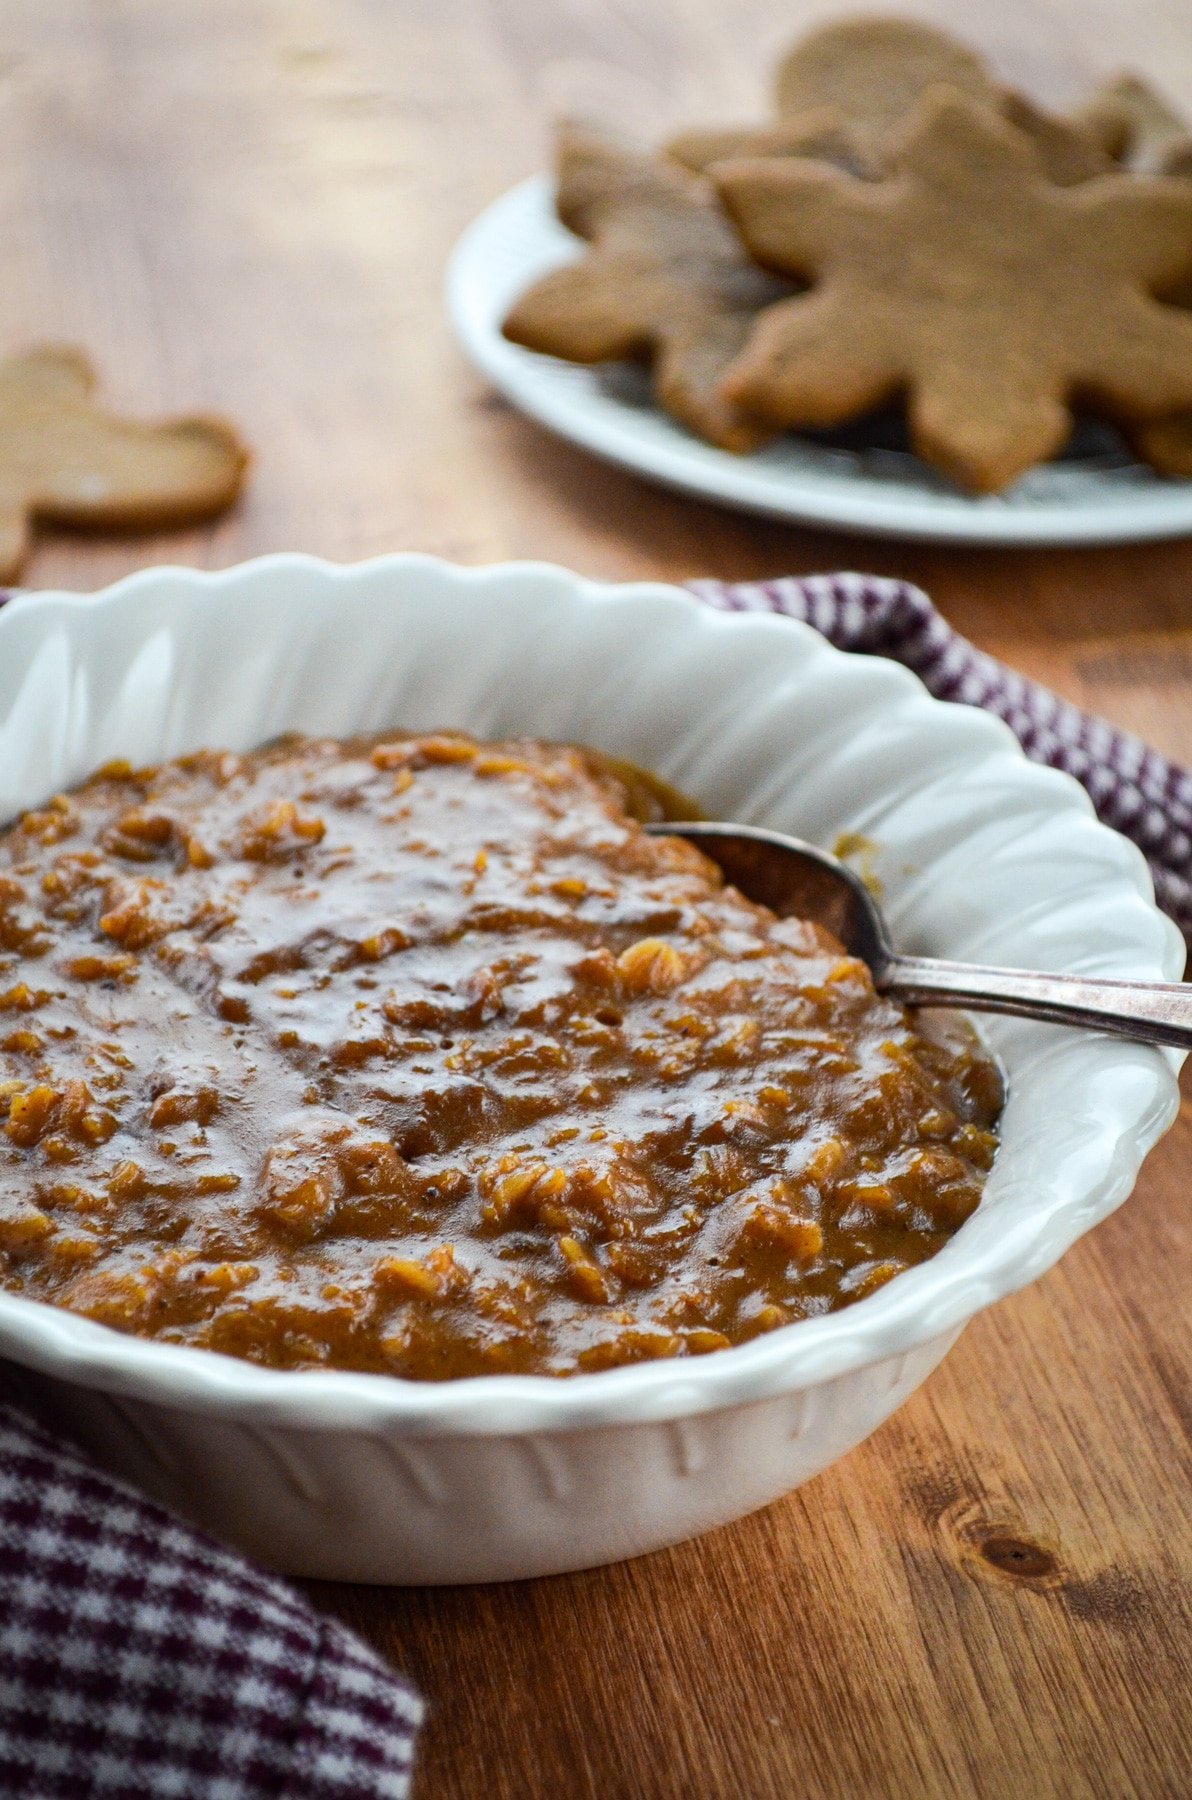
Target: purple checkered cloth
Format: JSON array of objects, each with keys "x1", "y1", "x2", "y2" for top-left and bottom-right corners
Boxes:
[
  {"x1": 690, "y1": 572, "x2": 1192, "y2": 950},
  {"x1": 0, "y1": 1400, "x2": 422, "y2": 1799}
]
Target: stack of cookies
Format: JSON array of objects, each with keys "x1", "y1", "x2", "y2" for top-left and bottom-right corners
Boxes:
[{"x1": 502, "y1": 17, "x2": 1192, "y2": 495}]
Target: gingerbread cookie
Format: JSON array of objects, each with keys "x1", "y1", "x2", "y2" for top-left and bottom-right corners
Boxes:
[
  {"x1": 0, "y1": 348, "x2": 247, "y2": 580},
  {"x1": 666, "y1": 110, "x2": 877, "y2": 180},
  {"x1": 712, "y1": 91, "x2": 1192, "y2": 493},
  {"x1": 1128, "y1": 284, "x2": 1192, "y2": 479},
  {"x1": 773, "y1": 17, "x2": 997, "y2": 156},
  {"x1": 1130, "y1": 413, "x2": 1192, "y2": 478},
  {"x1": 663, "y1": 125, "x2": 760, "y2": 175},
  {"x1": 1076, "y1": 73, "x2": 1192, "y2": 174},
  {"x1": 670, "y1": 91, "x2": 1110, "y2": 188},
  {"x1": 666, "y1": 18, "x2": 987, "y2": 187},
  {"x1": 502, "y1": 123, "x2": 791, "y2": 453},
  {"x1": 1078, "y1": 84, "x2": 1192, "y2": 476},
  {"x1": 671, "y1": 19, "x2": 1109, "y2": 191},
  {"x1": 997, "y1": 91, "x2": 1114, "y2": 186}
]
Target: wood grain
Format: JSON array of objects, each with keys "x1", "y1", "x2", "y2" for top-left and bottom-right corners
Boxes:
[{"x1": 3, "y1": 2, "x2": 1191, "y2": 1794}]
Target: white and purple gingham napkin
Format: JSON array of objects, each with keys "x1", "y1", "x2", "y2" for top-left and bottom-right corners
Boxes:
[
  {"x1": 689, "y1": 573, "x2": 1192, "y2": 951},
  {"x1": 0, "y1": 1400, "x2": 422, "y2": 1799}
]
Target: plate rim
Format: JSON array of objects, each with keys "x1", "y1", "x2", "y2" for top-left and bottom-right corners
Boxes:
[{"x1": 446, "y1": 174, "x2": 1192, "y2": 549}]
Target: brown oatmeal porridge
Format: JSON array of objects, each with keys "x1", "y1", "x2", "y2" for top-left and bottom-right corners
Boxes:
[{"x1": 0, "y1": 732, "x2": 999, "y2": 1378}]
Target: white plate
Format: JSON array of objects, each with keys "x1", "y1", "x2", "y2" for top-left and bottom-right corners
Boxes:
[
  {"x1": 0, "y1": 556, "x2": 1181, "y2": 1581},
  {"x1": 446, "y1": 175, "x2": 1192, "y2": 547}
]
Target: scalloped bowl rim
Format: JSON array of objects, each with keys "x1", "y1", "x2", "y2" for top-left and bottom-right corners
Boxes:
[{"x1": 0, "y1": 553, "x2": 1181, "y2": 1435}]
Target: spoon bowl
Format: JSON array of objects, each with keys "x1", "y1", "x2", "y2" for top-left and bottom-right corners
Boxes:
[{"x1": 648, "y1": 820, "x2": 1192, "y2": 1051}]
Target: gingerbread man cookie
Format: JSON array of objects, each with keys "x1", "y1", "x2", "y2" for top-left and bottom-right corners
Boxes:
[
  {"x1": 773, "y1": 17, "x2": 996, "y2": 155},
  {"x1": 669, "y1": 17, "x2": 1110, "y2": 194},
  {"x1": 0, "y1": 347, "x2": 247, "y2": 580},
  {"x1": 502, "y1": 124, "x2": 790, "y2": 452},
  {"x1": 712, "y1": 91, "x2": 1192, "y2": 493}
]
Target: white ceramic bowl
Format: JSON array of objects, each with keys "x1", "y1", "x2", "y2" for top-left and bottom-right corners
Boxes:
[{"x1": 0, "y1": 555, "x2": 1181, "y2": 1584}]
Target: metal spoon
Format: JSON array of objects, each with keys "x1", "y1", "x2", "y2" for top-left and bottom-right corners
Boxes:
[{"x1": 645, "y1": 820, "x2": 1192, "y2": 1050}]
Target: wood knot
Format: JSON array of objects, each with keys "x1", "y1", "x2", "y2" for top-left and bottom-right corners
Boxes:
[
  {"x1": 977, "y1": 1532, "x2": 1059, "y2": 1583},
  {"x1": 927, "y1": 1488, "x2": 1065, "y2": 1592}
]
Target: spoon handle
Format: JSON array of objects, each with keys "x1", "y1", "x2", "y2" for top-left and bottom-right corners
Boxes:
[{"x1": 883, "y1": 956, "x2": 1192, "y2": 1050}]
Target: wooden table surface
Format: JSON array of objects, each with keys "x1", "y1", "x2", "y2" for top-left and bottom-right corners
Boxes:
[{"x1": 6, "y1": 2, "x2": 1192, "y2": 1794}]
